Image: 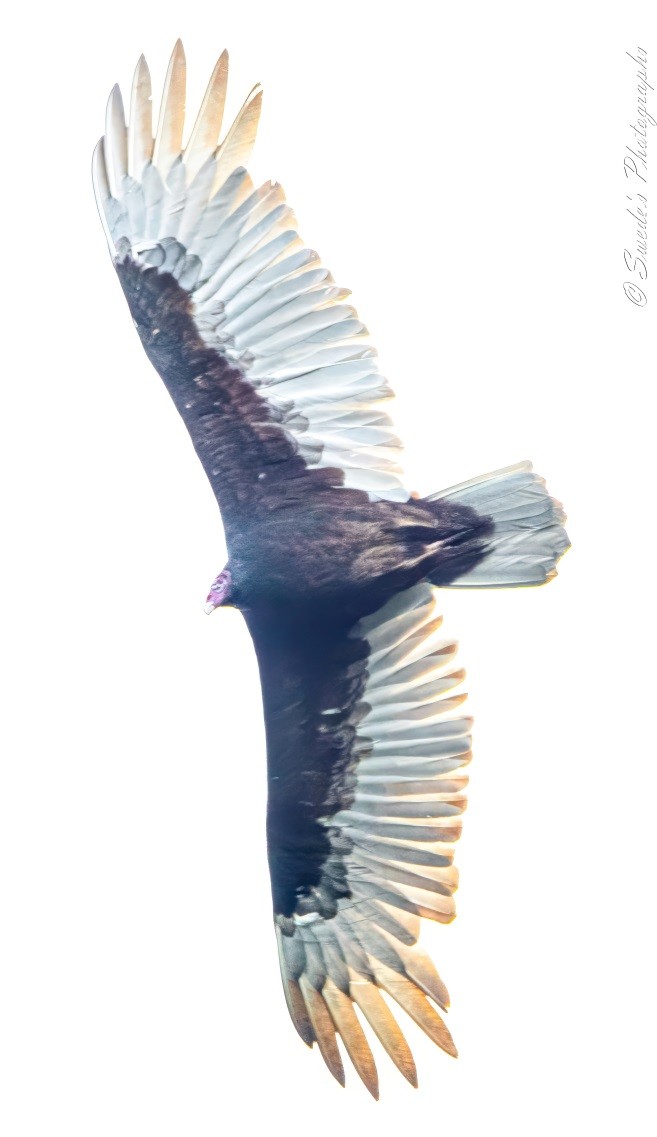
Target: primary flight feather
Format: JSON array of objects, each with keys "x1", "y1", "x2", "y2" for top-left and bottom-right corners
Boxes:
[{"x1": 93, "y1": 40, "x2": 569, "y2": 1097}]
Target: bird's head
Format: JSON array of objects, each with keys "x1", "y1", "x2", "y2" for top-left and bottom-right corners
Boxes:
[{"x1": 204, "y1": 567, "x2": 234, "y2": 613}]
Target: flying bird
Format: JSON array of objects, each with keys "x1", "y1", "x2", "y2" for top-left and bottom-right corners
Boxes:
[{"x1": 93, "y1": 41, "x2": 569, "y2": 1097}]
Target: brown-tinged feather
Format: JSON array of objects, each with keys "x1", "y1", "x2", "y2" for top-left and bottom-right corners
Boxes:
[
  {"x1": 375, "y1": 964, "x2": 458, "y2": 1057},
  {"x1": 283, "y1": 974, "x2": 316, "y2": 1047},
  {"x1": 276, "y1": 927, "x2": 315, "y2": 1045},
  {"x1": 185, "y1": 49, "x2": 229, "y2": 181},
  {"x1": 153, "y1": 39, "x2": 186, "y2": 181},
  {"x1": 375, "y1": 930, "x2": 451, "y2": 1009},
  {"x1": 322, "y1": 979, "x2": 379, "y2": 1098},
  {"x1": 347, "y1": 831, "x2": 456, "y2": 868},
  {"x1": 212, "y1": 86, "x2": 262, "y2": 195},
  {"x1": 349, "y1": 975, "x2": 418, "y2": 1087},
  {"x1": 354, "y1": 851, "x2": 459, "y2": 896},
  {"x1": 367, "y1": 898, "x2": 420, "y2": 945},
  {"x1": 299, "y1": 976, "x2": 345, "y2": 1087},
  {"x1": 361, "y1": 775, "x2": 469, "y2": 796}
]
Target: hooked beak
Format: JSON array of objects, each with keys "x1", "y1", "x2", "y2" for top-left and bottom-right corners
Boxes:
[
  {"x1": 206, "y1": 597, "x2": 236, "y2": 613},
  {"x1": 204, "y1": 588, "x2": 225, "y2": 614}
]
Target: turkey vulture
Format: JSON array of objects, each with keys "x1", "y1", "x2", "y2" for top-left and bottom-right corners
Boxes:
[{"x1": 93, "y1": 41, "x2": 569, "y2": 1096}]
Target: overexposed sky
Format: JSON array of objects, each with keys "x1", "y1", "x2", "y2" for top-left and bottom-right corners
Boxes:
[{"x1": 2, "y1": 2, "x2": 656, "y2": 1133}]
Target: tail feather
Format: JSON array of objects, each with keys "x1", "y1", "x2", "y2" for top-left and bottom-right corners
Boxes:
[{"x1": 426, "y1": 462, "x2": 569, "y2": 587}]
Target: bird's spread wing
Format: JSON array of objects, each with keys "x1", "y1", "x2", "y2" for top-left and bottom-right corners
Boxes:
[
  {"x1": 93, "y1": 41, "x2": 410, "y2": 524},
  {"x1": 246, "y1": 583, "x2": 469, "y2": 1095}
]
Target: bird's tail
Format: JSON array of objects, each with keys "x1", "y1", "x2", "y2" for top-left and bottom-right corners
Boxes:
[{"x1": 426, "y1": 461, "x2": 570, "y2": 587}]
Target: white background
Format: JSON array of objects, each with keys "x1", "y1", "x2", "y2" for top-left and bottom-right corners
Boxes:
[{"x1": 2, "y1": 1, "x2": 656, "y2": 1133}]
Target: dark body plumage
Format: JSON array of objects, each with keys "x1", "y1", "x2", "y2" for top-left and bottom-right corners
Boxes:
[
  {"x1": 96, "y1": 44, "x2": 569, "y2": 1093},
  {"x1": 119, "y1": 258, "x2": 493, "y2": 617},
  {"x1": 119, "y1": 257, "x2": 494, "y2": 915}
]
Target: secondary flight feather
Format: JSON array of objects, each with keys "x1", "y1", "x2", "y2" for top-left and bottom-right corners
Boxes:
[{"x1": 93, "y1": 40, "x2": 569, "y2": 1096}]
